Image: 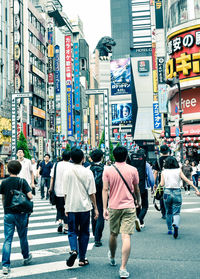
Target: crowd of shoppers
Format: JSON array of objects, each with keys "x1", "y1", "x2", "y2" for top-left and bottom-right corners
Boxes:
[{"x1": 0, "y1": 145, "x2": 200, "y2": 278}]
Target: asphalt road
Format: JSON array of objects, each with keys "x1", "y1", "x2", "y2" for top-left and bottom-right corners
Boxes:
[{"x1": 0, "y1": 189, "x2": 199, "y2": 279}]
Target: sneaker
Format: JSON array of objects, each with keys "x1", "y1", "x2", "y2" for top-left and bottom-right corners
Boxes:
[
  {"x1": 173, "y1": 225, "x2": 179, "y2": 239},
  {"x1": 188, "y1": 191, "x2": 190, "y2": 195},
  {"x1": 119, "y1": 268, "x2": 129, "y2": 278},
  {"x1": 140, "y1": 223, "x2": 145, "y2": 229},
  {"x1": 135, "y1": 218, "x2": 141, "y2": 232},
  {"x1": 66, "y1": 250, "x2": 77, "y2": 267},
  {"x1": 108, "y1": 250, "x2": 116, "y2": 266},
  {"x1": 23, "y1": 254, "x2": 32, "y2": 265},
  {"x1": 57, "y1": 223, "x2": 63, "y2": 233},
  {"x1": 2, "y1": 266, "x2": 10, "y2": 275},
  {"x1": 168, "y1": 230, "x2": 172, "y2": 235},
  {"x1": 94, "y1": 241, "x2": 102, "y2": 247}
]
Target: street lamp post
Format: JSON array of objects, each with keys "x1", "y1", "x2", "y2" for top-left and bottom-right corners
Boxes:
[{"x1": 166, "y1": 76, "x2": 184, "y2": 163}]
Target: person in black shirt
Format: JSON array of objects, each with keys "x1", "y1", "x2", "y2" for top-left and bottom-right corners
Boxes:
[
  {"x1": 153, "y1": 145, "x2": 170, "y2": 219},
  {"x1": 0, "y1": 160, "x2": 33, "y2": 275},
  {"x1": 38, "y1": 154, "x2": 53, "y2": 200}
]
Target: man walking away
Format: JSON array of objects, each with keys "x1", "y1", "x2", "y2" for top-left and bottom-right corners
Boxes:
[
  {"x1": 38, "y1": 154, "x2": 53, "y2": 200},
  {"x1": 90, "y1": 149, "x2": 105, "y2": 247},
  {"x1": 130, "y1": 149, "x2": 155, "y2": 229},
  {"x1": 49, "y1": 151, "x2": 71, "y2": 233},
  {"x1": 153, "y1": 145, "x2": 170, "y2": 219},
  {"x1": 62, "y1": 148, "x2": 98, "y2": 267},
  {"x1": 17, "y1": 148, "x2": 35, "y2": 192},
  {"x1": 103, "y1": 146, "x2": 140, "y2": 279}
]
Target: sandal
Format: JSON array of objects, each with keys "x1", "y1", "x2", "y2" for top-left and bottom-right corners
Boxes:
[
  {"x1": 79, "y1": 258, "x2": 89, "y2": 266},
  {"x1": 66, "y1": 250, "x2": 77, "y2": 267}
]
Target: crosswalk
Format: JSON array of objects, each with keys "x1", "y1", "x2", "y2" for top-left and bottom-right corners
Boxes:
[{"x1": 0, "y1": 194, "x2": 94, "y2": 278}]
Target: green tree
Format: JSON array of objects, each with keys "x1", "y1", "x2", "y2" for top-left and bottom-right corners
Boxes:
[
  {"x1": 65, "y1": 143, "x2": 71, "y2": 151},
  {"x1": 98, "y1": 130, "x2": 115, "y2": 162},
  {"x1": 17, "y1": 131, "x2": 31, "y2": 159}
]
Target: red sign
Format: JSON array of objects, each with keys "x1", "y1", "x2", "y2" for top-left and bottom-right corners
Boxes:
[
  {"x1": 170, "y1": 88, "x2": 200, "y2": 116},
  {"x1": 167, "y1": 28, "x2": 200, "y2": 80},
  {"x1": 161, "y1": 124, "x2": 200, "y2": 137},
  {"x1": 48, "y1": 73, "x2": 54, "y2": 83},
  {"x1": 65, "y1": 36, "x2": 72, "y2": 83}
]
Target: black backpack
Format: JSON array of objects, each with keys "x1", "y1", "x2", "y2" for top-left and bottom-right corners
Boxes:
[
  {"x1": 90, "y1": 163, "x2": 104, "y2": 197},
  {"x1": 129, "y1": 152, "x2": 146, "y2": 193}
]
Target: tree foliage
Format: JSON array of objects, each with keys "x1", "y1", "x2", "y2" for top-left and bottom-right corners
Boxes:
[
  {"x1": 17, "y1": 131, "x2": 32, "y2": 159},
  {"x1": 98, "y1": 130, "x2": 115, "y2": 162},
  {"x1": 65, "y1": 143, "x2": 71, "y2": 151}
]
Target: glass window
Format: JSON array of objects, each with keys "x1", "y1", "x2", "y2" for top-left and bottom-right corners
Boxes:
[
  {"x1": 32, "y1": 15, "x2": 36, "y2": 27},
  {"x1": 180, "y1": 0, "x2": 188, "y2": 23},
  {"x1": 195, "y1": 0, "x2": 200, "y2": 18}
]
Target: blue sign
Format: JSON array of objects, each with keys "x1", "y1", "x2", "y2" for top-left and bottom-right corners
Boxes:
[
  {"x1": 67, "y1": 85, "x2": 73, "y2": 136},
  {"x1": 54, "y1": 45, "x2": 60, "y2": 95},
  {"x1": 74, "y1": 43, "x2": 80, "y2": 110},
  {"x1": 75, "y1": 115, "x2": 81, "y2": 141},
  {"x1": 175, "y1": 127, "x2": 179, "y2": 137},
  {"x1": 153, "y1": 102, "x2": 162, "y2": 130},
  {"x1": 48, "y1": 31, "x2": 53, "y2": 44}
]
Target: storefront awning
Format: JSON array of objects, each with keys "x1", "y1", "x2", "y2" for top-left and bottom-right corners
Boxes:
[{"x1": 161, "y1": 124, "x2": 200, "y2": 137}]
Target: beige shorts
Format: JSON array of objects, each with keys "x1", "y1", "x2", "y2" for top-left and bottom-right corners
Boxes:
[{"x1": 109, "y1": 208, "x2": 136, "y2": 235}]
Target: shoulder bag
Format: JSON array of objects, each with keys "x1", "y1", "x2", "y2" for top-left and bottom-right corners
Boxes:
[
  {"x1": 50, "y1": 163, "x2": 57, "y2": 205},
  {"x1": 9, "y1": 178, "x2": 33, "y2": 214},
  {"x1": 113, "y1": 165, "x2": 138, "y2": 206}
]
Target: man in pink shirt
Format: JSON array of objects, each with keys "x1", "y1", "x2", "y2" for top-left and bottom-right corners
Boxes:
[{"x1": 102, "y1": 146, "x2": 141, "y2": 279}]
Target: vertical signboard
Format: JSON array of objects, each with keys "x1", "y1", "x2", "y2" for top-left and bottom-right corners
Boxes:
[
  {"x1": 65, "y1": 36, "x2": 73, "y2": 136},
  {"x1": 158, "y1": 84, "x2": 168, "y2": 113},
  {"x1": 75, "y1": 115, "x2": 81, "y2": 141},
  {"x1": 155, "y1": 0, "x2": 163, "y2": 29},
  {"x1": 54, "y1": 45, "x2": 61, "y2": 134},
  {"x1": 38, "y1": 137, "x2": 44, "y2": 160},
  {"x1": 74, "y1": 43, "x2": 80, "y2": 110},
  {"x1": 153, "y1": 102, "x2": 162, "y2": 129}
]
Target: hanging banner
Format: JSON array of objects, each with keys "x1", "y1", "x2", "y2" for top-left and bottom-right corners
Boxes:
[
  {"x1": 65, "y1": 36, "x2": 73, "y2": 136},
  {"x1": 158, "y1": 84, "x2": 168, "y2": 113},
  {"x1": 153, "y1": 102, "x2": 162, "y2": 129},
  {"x1": 75, "y1": 115, "x2": 81, "y2": 141},
  {"x1": 155, "y1": 0, "x2": 163, "y2": 29},
  {"x1": 74, "y1": 43, "x2": 80, "y2": 110}
]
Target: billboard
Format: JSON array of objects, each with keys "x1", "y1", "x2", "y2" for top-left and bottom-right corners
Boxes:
[
  {"x1": 111, "y1": 103, "x2": 132, "y2": 125},
  {"x1": 65, "y1": 36, "x2": 73, "y2": 136},
  {"x1": 74, "y1": 43, "x2": 80, "y2": 110},
  {"x1": 110, "y1": 58, "x2": 131, "y2": 95},
  {"x1": 153, "y1": 102, "x2": 162, "y2": 130}
]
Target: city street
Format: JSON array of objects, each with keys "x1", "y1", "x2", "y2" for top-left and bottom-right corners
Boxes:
[{"x1": 0, "y1": 189, "x2": 199, "y2": 279}]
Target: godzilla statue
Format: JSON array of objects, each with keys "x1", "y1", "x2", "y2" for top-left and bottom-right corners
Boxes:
[{"x1": 96, "y1": 36, "x2": 116, "y2": 57}]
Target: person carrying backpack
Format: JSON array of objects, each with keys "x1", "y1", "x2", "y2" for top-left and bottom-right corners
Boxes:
[
  {"x1": 128, "y1": 149, "x2": 154, "y2": 229},
  {"x1": 90, "y1": 149, "x2": 105, "y2": 247}
]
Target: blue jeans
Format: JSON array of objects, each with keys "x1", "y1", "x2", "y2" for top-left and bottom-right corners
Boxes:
[
  {"x1": 192, "y1": 174, "x2": 198, "y2": 187},
  {"x1": 92, "y1": 203, "x2": 104, "y2": 242},
  {"x1": 68, "y1": 211, "x2": 90, "y2": 261},
  {"x1": 163, "y1": 188, "x2": 182, "y2": 231},
  {"x1": 2, "y1": 213, "x2": 29, "y2": 267},
  {"x1": 41, "y1": 177, "x2": 50, "y2": 199}
]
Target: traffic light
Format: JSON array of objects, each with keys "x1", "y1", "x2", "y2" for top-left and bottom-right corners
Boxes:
[{"x1": 164, "y1": 125, "x2": 171, "y2": 138}]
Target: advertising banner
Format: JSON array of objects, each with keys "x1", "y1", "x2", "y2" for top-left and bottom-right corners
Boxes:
[
  {"x1": 74, "y1": 43, "x2": 80, "y2": 110},
  {"x1": 75, "y1": 115, "x2": 81, "y2": 141},
  {"x1": 153, "y1": 102, "x2": 162, "y2": 129},
  {"x1": 54, "y1": 45, "x2": 60, "y2": 95},
  {"x1": 111, "y1": 103, "x2": 132, "y2": 125},
  {"x1": 138, "y1": 60, "x2": 150, "y2": 76},
  {"x1": 155, "y1": 0, "x2": 163, "y2": 29},
  {"x1": 157, "y1": 57, "x2": 165, "y2": 84},
  {"x1": 110, "y1": 58, "x2": 131, "y2": 95},
  {"x1": 158, "y1": 84, "x2": 168, "y2": 113},
  {"x1": 166, "y1": 27, "x2": 200, "y2": 81},
  {"x1": 65, "y1": 36, "x2": 73, "y2": 136}
]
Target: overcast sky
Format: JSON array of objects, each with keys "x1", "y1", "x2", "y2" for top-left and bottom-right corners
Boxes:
[{"x1": 61, "y1": 0, "x2": 111, "y2": 52}]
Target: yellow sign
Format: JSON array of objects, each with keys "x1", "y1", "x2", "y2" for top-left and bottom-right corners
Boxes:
[
  {"x1": 14, "y1": 44, "x2": 20, "y2": 60},
  {"x1": 48, "y1": 45, "x2": 54, "y2": 57},
  {"x1": 33, "y1": 106, "x2": 45, "y2": 119},
  {"x1": 153, "y1": 70, "x2": 158, "y2": 93}
]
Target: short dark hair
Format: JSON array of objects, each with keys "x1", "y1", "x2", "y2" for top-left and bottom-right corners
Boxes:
[
  {"x1": 90, "y1": 149, "x2": 103, "y2": 162},
  {"x1": 160, "y1": 145, "x2": 169, "y2": 155},
  {"x1": 62, "y1": 150, "x2": 71, "y2": 161},
  {"x1": 113, "y1": 146, "x2": 128, "y2": 162},
  {"x1": 44, "y1": 154, "x2": 50, "y2": 158},
  {"x1": 164, "y1": 156, "x2": 179, "y2": 169},
  {"x1": 71, "y1": 148, "x2": 84, "y2": 164},
  {"x1": 7, "y1": 160, "x2": 22, "y2": 175},
  {"x1": 17, "y1": 148, "x2": 24, "y2": 153}
]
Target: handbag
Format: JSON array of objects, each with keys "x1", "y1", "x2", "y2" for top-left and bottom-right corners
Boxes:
[
  {"x1": 113, "y1": 165, "x2": 138, "y2": 206},
  {"x1": 9, "y1": 178, "x2": 33, "y2": 214},
  {"x1": 50, "y1": 163, "x2": 57, "y2": 205},
  {"x1": 153, "y1": 184, "x2": 164, "y2": 211}
]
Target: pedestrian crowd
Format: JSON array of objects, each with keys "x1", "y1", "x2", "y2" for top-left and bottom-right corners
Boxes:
[{"x1": 0, "y1": 145, "x2": 200, "y2": 278}]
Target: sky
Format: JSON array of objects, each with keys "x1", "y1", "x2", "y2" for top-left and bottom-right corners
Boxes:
[{"x1": 61, "y1": 0, "x2": 111, "y2": 52}]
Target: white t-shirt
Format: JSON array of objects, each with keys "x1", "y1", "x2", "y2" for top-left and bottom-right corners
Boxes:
[
  {"x1": 62, "y1": 164, "x2": 96, "y2": 212},
  {"x1": 192, "y1": 166, "x2": 197, "y2": 176},
  {"x1": 50, "y1": 161, "x2": 72, "y2": 197},
  {"x1": 162, "y1": 168, "x2": 181, "y2": 189},
  {"x1": 18, "y1": 158, "x2": 33, "y2": 185}
]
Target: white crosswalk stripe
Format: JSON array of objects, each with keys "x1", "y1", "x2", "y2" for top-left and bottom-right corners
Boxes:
[{"x1": 0, "y1": 195, "x2": 95, "y2": 278}]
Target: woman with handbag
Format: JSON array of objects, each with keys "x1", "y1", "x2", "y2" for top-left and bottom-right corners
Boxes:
[
  {"x1": 0, "y1": 160, "x2": 33, "y2": 275},
  {"x1": 160, "y1": 156, "x2": 198, "y2": 239}
]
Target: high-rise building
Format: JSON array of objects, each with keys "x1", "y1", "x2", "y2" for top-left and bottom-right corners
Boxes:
[{"x1": 110, "y1": 0, "x2": 155, "y2": 160}]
